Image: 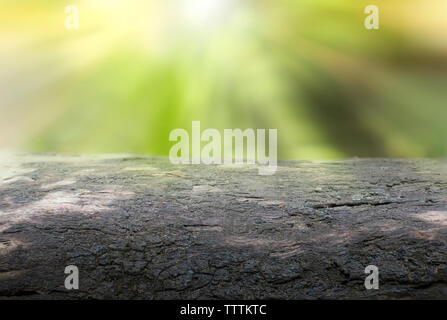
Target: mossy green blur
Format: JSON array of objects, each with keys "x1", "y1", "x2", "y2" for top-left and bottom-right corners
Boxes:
[{"x1": 1, "y1": 0, "x2": 447, "y2": 159}]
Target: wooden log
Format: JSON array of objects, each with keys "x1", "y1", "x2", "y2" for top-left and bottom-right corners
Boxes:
[{"x1": 0, "y1": 153, "x2": 446, "y2": 299}]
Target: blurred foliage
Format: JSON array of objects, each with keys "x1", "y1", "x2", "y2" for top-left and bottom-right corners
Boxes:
[{"x1": 1, "y1": 0, "x2": 447, "y2": 158}]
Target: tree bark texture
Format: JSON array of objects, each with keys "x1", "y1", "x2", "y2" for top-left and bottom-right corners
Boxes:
[{"x1": 0, "y1": 153, "x2": 446, "y2": 299}]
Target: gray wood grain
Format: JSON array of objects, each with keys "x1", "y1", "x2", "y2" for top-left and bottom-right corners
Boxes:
[{"x1": 0, "y1": 153, "x2": 446, "y2": 299}]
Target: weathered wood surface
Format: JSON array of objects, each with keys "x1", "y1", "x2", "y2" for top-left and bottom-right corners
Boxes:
[{"x1": 0, "y1": 152, "x2": 446, "y2": 299}]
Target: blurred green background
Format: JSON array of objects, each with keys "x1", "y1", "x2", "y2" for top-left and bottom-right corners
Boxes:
[{"x1": 1, "y1": 0, "x2": 447, "y2": 159}]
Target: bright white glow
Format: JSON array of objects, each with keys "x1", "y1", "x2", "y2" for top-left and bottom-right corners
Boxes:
[{"x1": 181, "y1": 0, "x2": 233, "y2": 28}]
